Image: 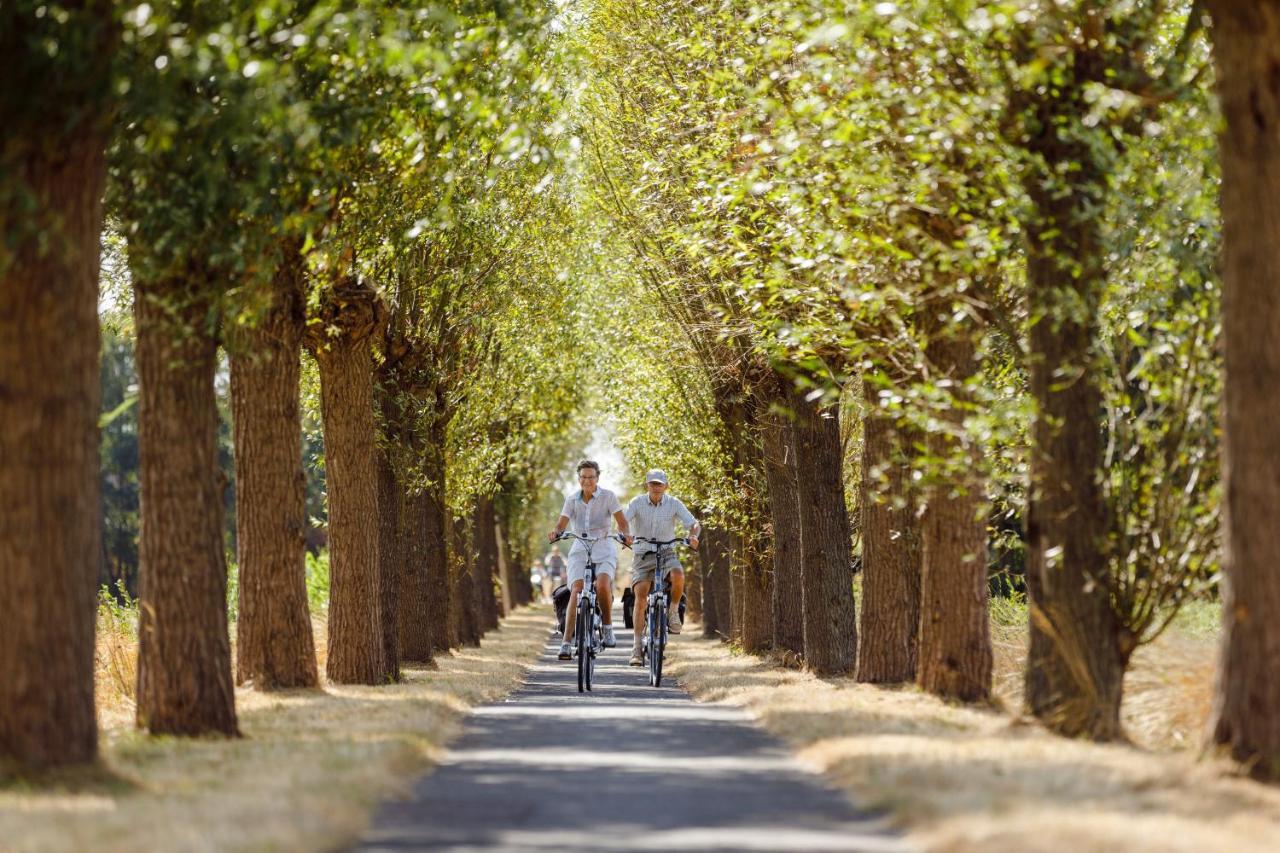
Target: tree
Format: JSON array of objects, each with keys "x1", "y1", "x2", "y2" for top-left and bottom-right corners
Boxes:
[
  {"x1": 857, "y1": 378, "x2": 923, "y2": 684},
  {"x1": 1205, "y1": 0, "x2": 1280, "y2": 782},
  {"x1": 0, "y1": 0, "x2": 118, "y2": 768},
  {"x1": 231, "y1": 242, "x2": 318, "y2": 689},
  {"x1": 307, "y1": 278, "x2": 388, "y2": 684},
  {"x1": 786, "y1": 381, "x2": 858, "y2": 675}
]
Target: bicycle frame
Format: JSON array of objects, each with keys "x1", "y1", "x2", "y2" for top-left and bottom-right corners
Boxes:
[
  {"x1": 634, "y1": 537, "x2": 687, "y2": 687},
  {"x1": 555, "y1": 531, "x2": 618, "y2": 693}
]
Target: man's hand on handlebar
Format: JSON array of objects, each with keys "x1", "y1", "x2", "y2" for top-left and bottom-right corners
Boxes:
[{"x1": 689, "y1": 535, "x2": 699, "y2": 550}]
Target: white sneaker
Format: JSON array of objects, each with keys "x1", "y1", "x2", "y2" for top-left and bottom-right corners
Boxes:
[
  {"x1": 668, "y1": 611, "x2": 682, "y2": 635},
  {"x1": 629, "y1": 645, "x2": 644, "y2": 667},
  {"x1": 603, "y1": 626, "x2": 617, "y2": 648},
  {"x1": 558, "y1": 642, "x2": 572, "y2": 660}
]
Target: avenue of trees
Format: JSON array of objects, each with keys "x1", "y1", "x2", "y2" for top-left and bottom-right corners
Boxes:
[
  {"x1": 570, "y1": 0, "x2": 1279, "y2": 779},
  {"x1": 3, "y1": 0, "x2": 579, "y2": 763},
  {"x1": 4, "y1": 0, "x2": 1280, "y2": 790}
]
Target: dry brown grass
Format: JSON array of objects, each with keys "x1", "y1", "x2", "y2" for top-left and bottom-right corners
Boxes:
[
  {"x1": 1, "y1": 606, "x2": 551, "y2": 852},
  {"x1": 667, "y1": 612, "x2": 1280, "y2": 853}
]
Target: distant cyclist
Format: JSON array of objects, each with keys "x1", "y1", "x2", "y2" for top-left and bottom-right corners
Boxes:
[
  {"x1": 548, "y1": 460, "x2": 632, "y2": 660},
  {"x1": 624, "y1": 470, "x2": 700, "y2": 666}
]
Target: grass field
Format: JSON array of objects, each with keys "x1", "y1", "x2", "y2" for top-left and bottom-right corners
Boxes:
[
  {"x1": 668, "y1": 600, "x2": 1280, "y2": 853},
  {"x1": 1, "y1": 605, "x2": 551, "y2": 852}
]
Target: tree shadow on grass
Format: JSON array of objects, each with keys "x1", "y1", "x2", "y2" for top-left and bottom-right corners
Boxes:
[{"x1": 0, "y1": 759, "x2": 139, "y2": 796}]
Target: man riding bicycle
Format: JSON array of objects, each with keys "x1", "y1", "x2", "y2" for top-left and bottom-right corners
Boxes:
[
  {"x1": 624, "y1": 470, "x2": 700, "y2": 666},
  {"x1": 548, "y1": 460, "x2": 632, "y2": 660}
]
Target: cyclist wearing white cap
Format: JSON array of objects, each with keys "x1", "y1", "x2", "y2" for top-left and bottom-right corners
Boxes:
[{"x1": 623, "y1": 469, "x2": 701, "y2": 666}]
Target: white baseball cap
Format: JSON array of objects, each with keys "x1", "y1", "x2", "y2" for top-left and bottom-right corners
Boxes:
[{"x1": 645, "y1": 469, "x2": 668, "y2": 485}]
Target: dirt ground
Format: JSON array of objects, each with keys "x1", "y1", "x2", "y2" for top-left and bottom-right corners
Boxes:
[
  {"x1": 0, "y1": 606, "x2": 551, "y2": 853},
  {"x1": 667, "y1": 608, "x2": 1280, "y2": 853}
]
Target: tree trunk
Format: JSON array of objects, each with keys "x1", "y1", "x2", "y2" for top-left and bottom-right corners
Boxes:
[
  {"x1": 309, "y1": 282, "x2": 385, "y2": 685},
  {"x1": 399, "y1": 486, "x2": 437, "y2": 665},
  {"x1": 786, "y1": 382, "x2": 857, "y2": 676},
  {"x1": 496, "y1": 513, "x2": 523, "y2": 610},
  {"x1": 857, "y1": 378, "x2": 922, "y2": 684},
  {"x1": 420, "y1": 422, "x2": 452, "y2": 653},
  {"x1": 917, "y1": 331, "x2": 992, "y2": 702},
  {"x1": 472, "y1": 497, "x2": 499, "y2": 633},
  {"x1": 1018, "y1": 79, "x2": 1125, "y2": 739},
  {"x1": 686, "y1": 556, "x2": 703, "y2": 625},
  {"x1": 762, "y1": 383, "x2": 805, "y2": 658},
  {"x1": 1206, "y1": 0, "x2": 1280, "y2": 781},
  {"x1": 699, "y1": 534, "x2": 720, "y2": 639},
  {"x1": 707, "y1": 525, "x2": 734, "y2": 640},
  {"x1": 496, "y1": 509, "x2": 514, "y2": 615},
  {"x1": 450, "y1": 512, "x2": 482, "y2": 647},
  {"x1": 133, "y1": 278, "x2": 238, "y2": 736},
  {"x1": 230, "y1": 247, "x2": 318, "y2": 690},
  {"x1": 375, "y1": 444, "x2": 402, "y2": 682},
  {"x1": 729, "y1": 532, "x2": 746, "y2": 643},
  {"x1": 0, "y1": 129, "x2": 109, "y2": 766}
]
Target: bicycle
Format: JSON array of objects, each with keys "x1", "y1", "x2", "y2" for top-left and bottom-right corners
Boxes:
[
  {"x1": 633, "y1": 536, "x2": 689, "y2": 687},
  {"x1": 554, "y1": 531, "x2": 625, "y2": 693}
]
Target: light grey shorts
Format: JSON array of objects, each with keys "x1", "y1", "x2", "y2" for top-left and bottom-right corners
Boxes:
[{"x1": 631, "y1": 549, "x2": 683, "y2": 587}]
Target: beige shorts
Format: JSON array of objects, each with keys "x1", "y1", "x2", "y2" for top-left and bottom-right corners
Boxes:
[{"x1": 631, "y1": 549, "x2": 683, "y2": 588}]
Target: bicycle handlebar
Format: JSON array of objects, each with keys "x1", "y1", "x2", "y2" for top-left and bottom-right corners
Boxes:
[
  {"x1": 633, "y1": 536, "x2": 691, "y2": 547},
  {"x1": 553, "y1": 531, "x2": 628, "y2": 546}
]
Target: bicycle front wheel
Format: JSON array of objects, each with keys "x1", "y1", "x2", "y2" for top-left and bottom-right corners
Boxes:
[
  {"x1": 649, "y1": 602, "x2": 665, "y2": 687},
  {"x1": 576, "y1": 602, "x2": 589, "y2": 693}
]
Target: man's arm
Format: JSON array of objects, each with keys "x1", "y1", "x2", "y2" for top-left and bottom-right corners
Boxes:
[
  {"x1": 613, "y1": 509, "x2": 633, "y2": 546},
  {"x1": 674, "y1": 498, "x2": 701, "y2": 549}
]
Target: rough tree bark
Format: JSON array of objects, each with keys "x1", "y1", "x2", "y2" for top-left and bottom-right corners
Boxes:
[
  {"x1": 230, "y1": 246, "x2": 318, "y2": 690},
  {"x1": 476, "y1": 495, "x2": 501, "y2": 629},
  {"x1": 762, "y1": 382, "x2": 804, "y2": 658},
  {"x1": 699, "y1": 531, "x2": 720, "y2": 639},
  {"x1": 1017, "y1": 73, "x2": 1125, "y2": 739},
  {"x1": 133, "y1": 278, "x2": 238, "y2": 736},
  {"x1": 375, "y1": 443, "x2": 402, "y2": 682},
  {"x1": 857, "y1": 378, "x2": 923, "y2": 684},
  {"x1": 420, "y1": 418, "x2": 453, "y2": 653},
  {"x1": 450, "y1": 512, "x2": 482, "y2": 647},
  {"x1": 916, "y1": 331, "x2": 992, "y2": 702},
  {"x1": 785, "y1": 381, "x2": 857, "y2": 676},
  {"x1": 0, "y1": 42, "x2": 115, "y2": 762},
  {"x1": 729, "y1": 532, "x2": 746, "y2": 644},
  {"x1": 702, "y1": 526, "x2": 733, "y2": 640},
  {"x1": 308, "y1": 280, "x2": 386, "y2": 685},
  {"x1": 399, "y1": 486, "x2": 437, "y2": 665},
  {"x1": 686, "y1": 557, "x2": 703, "y2": 625},
  {"x1": 1206, "y1": 0, "x2": 1280, "y2": 781}
]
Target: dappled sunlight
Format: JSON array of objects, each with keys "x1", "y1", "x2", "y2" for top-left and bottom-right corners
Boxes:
[
  {"x1": 0, "y1": 606, "x2": 552, "y2": 852},
  {"x1": 667, "y1": 625, "x2": 1280, "y2": 852}
]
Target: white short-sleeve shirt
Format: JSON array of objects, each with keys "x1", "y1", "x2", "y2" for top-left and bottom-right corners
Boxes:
[
  {"x1": 560, "y1": 487, "x2": 623, "y2": 559},
  {"x1": 624, "y1": 493, "x2": 698, "y2": 556}
]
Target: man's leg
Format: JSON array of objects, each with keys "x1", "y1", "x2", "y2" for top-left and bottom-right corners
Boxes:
[
  {"x1": 630, "y1": 579, "x2": 651, "y2": 665},
  {"x1": 668, "y1": 569, "x2": 685, "y2": 633},
  {"x1": 632, "y1": 580, "x2": 651, "y2": 634}
]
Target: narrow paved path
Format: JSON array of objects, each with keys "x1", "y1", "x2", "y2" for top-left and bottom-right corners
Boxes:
[{"x1": 357, "y1": 608, "x2": 908, "y2": 852}]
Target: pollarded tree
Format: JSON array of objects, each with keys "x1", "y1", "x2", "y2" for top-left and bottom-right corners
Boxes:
[
  {"x1": 0, "y1": 0, "x2": 119, "y2": 768},
  {"x1": 111, "y1": 0, "x2": 293, "y2": 735},
  {"x1": 995, "y1": 1, "x2": 1212, "y2": 739},
  {"x1": 1204, "y1": 0, "x2": 1280, "y2": 781}
]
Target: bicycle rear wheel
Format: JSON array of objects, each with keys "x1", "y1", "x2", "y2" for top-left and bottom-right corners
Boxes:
[
  {"x1": 576, "y1": 602, "x2": 589, "y2": 693},
  {"x1": 654, "y1": 600, "x2": 666, "y2": 686}
]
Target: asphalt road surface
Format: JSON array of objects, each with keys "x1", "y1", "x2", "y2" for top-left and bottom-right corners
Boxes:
[{"x1": 357, "y1": 608, "x2": 910, "y2": 852}]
